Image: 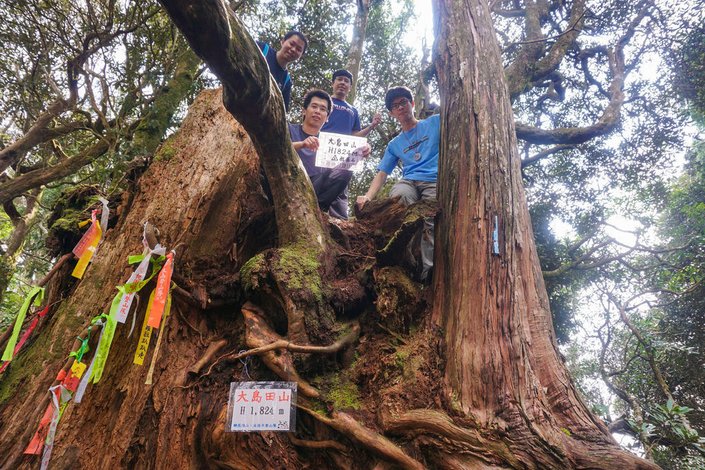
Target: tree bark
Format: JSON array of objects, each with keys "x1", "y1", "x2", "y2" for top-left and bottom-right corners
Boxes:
[
  {"x1": 345, "y1": 0, "x2": 371, "y2": 104},
  {"x1": 431, "y1": 0, "x2": 657, "y2": 467},
  {"x1": 0, "y1": 89, "x2": 272, "y2": 469}
]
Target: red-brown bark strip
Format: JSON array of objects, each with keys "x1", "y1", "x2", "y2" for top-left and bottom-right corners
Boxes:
[
  {"x1": 299, "y1": 406, "x2": 425, "y2": 470},
  {"x1": 432, "y1": 0, "x2": 659, "y2": 467}
]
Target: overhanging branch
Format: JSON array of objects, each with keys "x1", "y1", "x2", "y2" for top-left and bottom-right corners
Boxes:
[{"x1": 158, "y1": 0, "x2": 326, "y2": 248}]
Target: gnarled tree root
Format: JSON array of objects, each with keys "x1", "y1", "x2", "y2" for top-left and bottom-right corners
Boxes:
[
  {"x1": 288, "y1": 434, "x2": 349, "y2": 453},
  {"x1": 384, "y1": 409, "x2": 520, "y2": 468},
  {"x1": 299, "y1": 406, "x2": 425, "y2": 470},
  {"x1": 236, "y1": 302, "x2": 359, "y2": 398}
]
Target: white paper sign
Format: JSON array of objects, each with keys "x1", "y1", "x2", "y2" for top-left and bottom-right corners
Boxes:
[
  {"x1": 226, "y1": 381, "x2": 297, "y2": 432},
  {"x1": 315, "y1": 132, "x2": 368, "y2": 171}
]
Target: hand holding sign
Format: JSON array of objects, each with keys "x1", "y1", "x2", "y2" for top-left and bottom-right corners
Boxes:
[{"x1": 301, "y1": 136, "x2": 319, "y2": 151}]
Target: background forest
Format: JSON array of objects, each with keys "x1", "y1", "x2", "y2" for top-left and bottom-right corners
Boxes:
[{"x1": 1, "y1": 0, "x2": 704, "y2": 468}]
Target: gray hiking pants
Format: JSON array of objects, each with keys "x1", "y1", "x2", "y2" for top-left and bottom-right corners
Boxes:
[{"x1": 390, "y1": 180, "x2": 436, "y2": 280}]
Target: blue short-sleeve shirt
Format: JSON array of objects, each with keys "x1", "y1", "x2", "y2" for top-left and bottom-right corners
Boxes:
[{"x1": 377, "y1": 114, "x2": 440, "y2": 182}]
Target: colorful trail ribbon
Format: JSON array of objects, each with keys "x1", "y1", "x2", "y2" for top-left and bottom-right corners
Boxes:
[
  {"x1": 24, "y1": 398, "x2": 55, "y2": 455},
  {"x1": 88, "y1": 300, "x2": 118, "y2": 384},
  {"x1": 98, "y1": 197, "x2": 109, "y2": 233},
  {"x1": 115, "y1": 241, "x2": 166, "y2": 324},
  {"x1": 71, "y1": 209, "x2": 102, "y2": 279},
  {"x1": 0, "y1": 305, "x2": 49, "y2": 373},
  {"x1": 147, "y1": 252, "x2": 174, "y2": 329},
  {"x1": 89, "y1": 242, "x2": 167, "y2": 384},
  {"x1": 145, "y1": 292, "x2": 172, "y2": 386},
  {"x1": 40, "y1": 384, "x2": 71, "y2": 470},
  {"x1": 133, "y1": 291, "x2": 156, "y2": 366},
  {"x1": 2, "y1": 286, "x2": 44, "y2": 362},
  {"x1": 74, "y1": 315, "x2": 106, "y2": 403}
]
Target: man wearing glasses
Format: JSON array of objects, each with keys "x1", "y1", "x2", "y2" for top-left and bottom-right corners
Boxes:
[
  {"x1": 356, "y1": 86, "x2": 439, "y2": 209},
  {"x1": 356, "y1": 86, "x2": 439, "y2": 280},
  {"x1": 290, "y1": 89, "x2": 371, "y2": 213}
]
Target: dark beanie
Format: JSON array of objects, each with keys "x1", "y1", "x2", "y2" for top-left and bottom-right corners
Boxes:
[{"x1": 332, "y1": 69, "x2": 353, "y2": 82}]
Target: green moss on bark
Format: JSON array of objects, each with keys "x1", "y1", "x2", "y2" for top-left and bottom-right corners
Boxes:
[{"x1": 276, "y1": 242, "x2": 323, "y2": 302}]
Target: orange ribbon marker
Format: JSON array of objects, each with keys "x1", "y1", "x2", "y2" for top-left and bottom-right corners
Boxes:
[
  {"x1": 71, "y1": 209, "x2": 102, "y2": 279},
  {"x1": 147, "y1": 251, "x2": 173, "y2": 329}
]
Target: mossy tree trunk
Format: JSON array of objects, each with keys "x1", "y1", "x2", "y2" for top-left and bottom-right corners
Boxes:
[{"x1": 0, "y1": 89, "x2": 275, "y2": 469}]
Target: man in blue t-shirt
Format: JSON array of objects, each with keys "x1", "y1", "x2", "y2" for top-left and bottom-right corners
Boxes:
[
  {"x1": 356, "y1": 86, "x2": 439, "y2": 280},
  {"x1": 322, "y1": 69, "x2": 382, "y2": 219},
  {"x1": 289, "y1": 89, "x2": 371, "y2": 213},
  {"x1": 257, "y1": 31, "x2": 308, "y2": 111},
  {"x1": 356, "y1": 86, "x2": 439, "y2": 208}
]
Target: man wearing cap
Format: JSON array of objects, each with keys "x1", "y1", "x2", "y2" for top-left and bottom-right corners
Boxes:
[
  {"x1": 257, "y1": 31, "x2": 308, "y2": 111},
  {"x1": 322, "y1": 69, "x2": 382, "y2": 219},
  {"x1": 290, "y1": 89, "x2": 371, "y2": 212},
  {"x1": 356, "y1": 86, "x2": 439, "y2": 279}
]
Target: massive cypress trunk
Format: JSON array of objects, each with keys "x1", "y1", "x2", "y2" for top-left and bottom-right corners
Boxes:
[
  {"x1": 0, "y1": 0, "x2": 662, "y2": 468},
  {"x1": 428, "y1": 0, "x2": 657, "y2": 467}
]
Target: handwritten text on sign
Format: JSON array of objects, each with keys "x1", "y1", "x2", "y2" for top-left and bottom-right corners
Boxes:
[
  {"x1": 315, "y1": 132, "x2": 367, "y2": 171},
  {"x1": 227, "y1": 381, "x2": 297, "y2": 432}
]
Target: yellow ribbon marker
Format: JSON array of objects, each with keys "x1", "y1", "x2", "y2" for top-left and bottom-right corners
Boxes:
[
  {"x1": 133, "y1": 291, "x2": 156, "y2": 366},
  {"x1": 71, "y1": 209, "x2": 102, "y2": 279}
]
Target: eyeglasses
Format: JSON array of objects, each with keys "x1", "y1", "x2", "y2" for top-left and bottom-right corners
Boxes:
[{"x1": 390, "y1": 98, "x2": 410, "y2": 110}]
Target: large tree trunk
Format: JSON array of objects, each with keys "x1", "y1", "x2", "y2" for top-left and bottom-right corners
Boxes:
[
  {"x1": 0, "y1": 1, "x2": 664, "y2": 469},
  {"x1": 0, "y1": 89, "x2": 273, "y2": 469},
  {"x1": 430, "y1": 0, "x2": 657, "y2": 467},
  {"x1": 345, "y1": 0, "x2": 371, "y2": 104}
]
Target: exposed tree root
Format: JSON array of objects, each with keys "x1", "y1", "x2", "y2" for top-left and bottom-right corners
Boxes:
[
  {"x1": 279, "y1": 292, "x2": 310, "y2": 346},
  {"x1": 384, "y1": 409, "x2": 520, "y2": 468},
  {"x1": 299, "y1": 405, "x2": 425, "y2": 470},
  {"x1": 240, "y1": 303, "x2": 359, "y2": 354},
  {"x1": 377, "y1": 208, "x2": 427, "y2": 267},
  {"x1": 231, "y1": 302, "x2": 360, "y2": 398},
  {"x1": 288, "y1": 433, "x2": 349, "y2": 453},
  {"x1": 187, "y1": 338, "x2": 228, "y2": 376}
]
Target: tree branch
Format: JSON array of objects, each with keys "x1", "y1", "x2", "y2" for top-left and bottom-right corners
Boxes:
[{"x1": 158, "y1": 0, "x2": 326, "y2": 249}]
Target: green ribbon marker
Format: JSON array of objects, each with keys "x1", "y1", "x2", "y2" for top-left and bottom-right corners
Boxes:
[
  {"x1": 89, "y1": 253, "x2": 164, "y2": 384},
  {"x1": 89, "y1": 296, "x2": 120, "y2": 384},
  {"x1": 2, "y1": 286, "x2": 44, "y2": 362}
]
